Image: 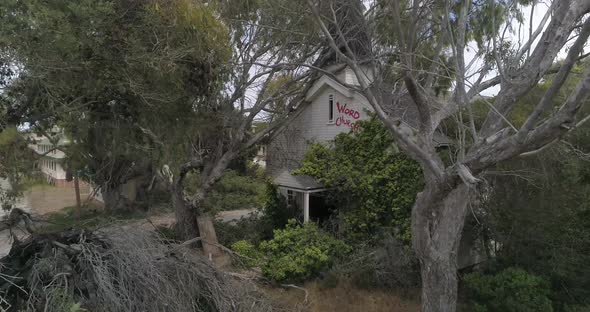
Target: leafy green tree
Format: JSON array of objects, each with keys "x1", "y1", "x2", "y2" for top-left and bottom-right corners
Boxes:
[
  {"x1": 0, "y1": 127, "x2": 35, "y2": 210},
  {"x1": 0, "y1": 0, "x2": 230, "y2": 210},
  {"x1": 308, "y1": 0, "x2": 590, "y2": 309},
  {"x1": 296, "y1": 117, "x2": 423, "y2": 243},
  {"x1": 472, "y1": 60, "x2": 590, "y2": 311},
  {"x1": 481, "y1": 138, "x2": 590, "y2": 310},
  {"x1": 1, "y1": 0, "x2": 327, "y2": 256}
]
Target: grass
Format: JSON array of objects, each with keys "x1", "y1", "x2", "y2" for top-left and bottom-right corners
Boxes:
[{"x1": 21, "y1": 173, "x2": 51, "y2": 190}]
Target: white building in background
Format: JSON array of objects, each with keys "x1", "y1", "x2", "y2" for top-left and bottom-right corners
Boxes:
[
  {"x1": 267, "y1": 65, "x2": 375, "y2": 222},
  {"x1": 267, "y1": 64, "x2": 449, "y2": 223},
  {"x1": 28, "y1": 128, "x2": 73, "y2": 187}
]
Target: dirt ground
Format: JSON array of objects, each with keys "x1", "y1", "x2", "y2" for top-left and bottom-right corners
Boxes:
[
  {"x1": 23, "y1": 184, "x2": 93, "y2": 216},
  {"x1": 265, "y1": 280, "x2": 421, "y2": 312}
]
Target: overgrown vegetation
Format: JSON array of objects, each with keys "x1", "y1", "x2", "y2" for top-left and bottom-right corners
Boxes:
[
  {"x1": 464, "y1": 268, "x2": 554, "y2": 312},
  {"x1": 259, "y1": 219, "x2": 351, "y2": 283},
  {"x1": 295, "y1": 117, "x2": 423, "y2": 243},
  {"x1": 464, "y1": 89, "x2": 590, "y2": 311},
  {"x1": 216, "y1": 181, "x2": 295, "y2": 247},
  {"x1": 184, "y1": 168, "x2": 266, "y2": 213},
  {"x1": 332, "y1": 234, "x2": 421, "y2": 290}
]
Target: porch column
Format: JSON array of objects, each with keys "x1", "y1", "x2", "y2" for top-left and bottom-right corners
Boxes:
[{"x1": 303, "y1": 191, "x2": 310, "y2": 223}]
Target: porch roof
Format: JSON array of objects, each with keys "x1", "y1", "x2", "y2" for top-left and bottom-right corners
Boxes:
[{"x1": 272, "y1": 168, "x2": 324, "y2": 191}]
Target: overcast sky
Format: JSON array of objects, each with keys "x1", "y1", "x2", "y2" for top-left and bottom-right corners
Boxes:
[{"x1": 465, "y1": 1, "x2": 586, "y2": 96}]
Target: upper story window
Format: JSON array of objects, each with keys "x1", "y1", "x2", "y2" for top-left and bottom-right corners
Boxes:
[{"x1": 328, "y1": 94, "x2": 334, "y2": 123}]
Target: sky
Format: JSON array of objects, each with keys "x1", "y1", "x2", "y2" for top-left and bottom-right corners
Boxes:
[{"x1": 465, "y1": 1, "x2": 585, "y2": 96}]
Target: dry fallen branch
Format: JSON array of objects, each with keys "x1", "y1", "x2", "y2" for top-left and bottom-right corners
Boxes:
[
  {"x1": 280, "y1": 284, "x2": 309, "y2": 304},
  {"x1": 0, "y1": 227, "x2": 277, "y2": 312}
]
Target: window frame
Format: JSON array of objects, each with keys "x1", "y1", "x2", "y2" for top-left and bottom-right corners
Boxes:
[
  {"x1": 287, "y1": 190, "x2": 295, "y2": 206},
  {"x1": 328, "y1": 94, "x2": 335, "y2": 124}
]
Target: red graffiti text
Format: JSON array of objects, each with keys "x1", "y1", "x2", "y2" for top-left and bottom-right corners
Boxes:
[
  {"x1": 335, "y1": 102, "x2": 361, "y2": 130},
  {"x1": 336, "y1": 102, "x2": 360, "y2": 119}
]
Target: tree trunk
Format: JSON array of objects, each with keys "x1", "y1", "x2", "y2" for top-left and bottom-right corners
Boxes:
[
  {"x1": 172, "y1": 187, "x2": 223, "y2": 258},
  {"x1": 196, "y1": 213, "x2": 223, "y2": 259},
  {"x1": 412, "y1": 183, "x2": 470, "y2": 312},
  {"x1": 172, "y1": 184, "x2": 199, "y2": 240},
  {"x1": 73, "y1": 175, "x2": 81, "y2": 219},
  {"x1": 102, "y1": 188, "x2": 122, "y2": 211}
]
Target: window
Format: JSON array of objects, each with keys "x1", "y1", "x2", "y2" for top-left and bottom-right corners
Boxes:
[
  {"x1": 287, "y1": 190, "x2": 295, "y2": 206},
  {"x1": 328, "y1": 94, "x2": 334, "y2": 123}
]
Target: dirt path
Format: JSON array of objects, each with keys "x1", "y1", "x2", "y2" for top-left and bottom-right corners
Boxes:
[
  {"x1": 0, "y1": 182, "x2": 93, "y2": 257},
  {"x1": 23, "y1": 184, "x2": 92, "y2": 215}
]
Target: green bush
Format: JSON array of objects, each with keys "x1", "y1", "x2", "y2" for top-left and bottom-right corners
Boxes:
[
  {"x1": 294, "y1": 117, "x2": 422, "y2": 243},
  {"x1": 464, "y1": 267, "x2": 554, "y2": 312},
  {"x1": 230, "y1": 240, "x2": 263, "y2": 268},
  {"x1": 205, "y1": 170, "x2": 265, "y2": 211},
  {"x1": 215, "y1": 182, "x2": 299, "y2": 248},
  {"x1": 259, "y1": 219, "x2": 351, "y2": 283},
  {"x1": 215, "y1": 212, "x2": 268, "y2": 247},
  {"x1": 260, "y1": 181, "x2": 296, "y2": 232},
  {"x1": 564, "y1": 305, "x2": 590, "y2": 312}
]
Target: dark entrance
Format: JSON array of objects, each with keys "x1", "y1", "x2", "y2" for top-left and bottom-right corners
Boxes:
[{"x1": 309, "y1": 193, "x2": 336, "y2": 222}]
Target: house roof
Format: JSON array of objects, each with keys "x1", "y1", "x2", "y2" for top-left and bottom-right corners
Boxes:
[
  {"x1": 272, "y1": 168, "x2": 324, "y2": 191},
  {"x1": 305, "y1": 75, "x2": 353, "y2": 101}
]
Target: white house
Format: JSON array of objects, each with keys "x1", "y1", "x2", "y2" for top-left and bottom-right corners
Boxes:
[
  {"x1": 266, "y1": 64, "x2": 483, "y2": 269},
  {"x1": 267, "y1": 64, "x2": 375, "y2": 222},
  {"x1": 28, "y1": 128, "x2": 72, "y2": 187}
]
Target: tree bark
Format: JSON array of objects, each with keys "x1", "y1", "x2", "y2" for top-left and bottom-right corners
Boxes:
[
  {"x1": 412, "y1": 183, "x2": 470, "y2": 312},
  {"x1": 172, "y1": 183, "x2": 199, "y2": 240},
  {"x1": 196, "y1": 213, "x2": 223, "y2": 259},
  {"x1": 102, "y1": 188, "x2": 122, "y2": 211},
  {"x1": 73, "y1": 175, "x2": 81, "y2": 219}
]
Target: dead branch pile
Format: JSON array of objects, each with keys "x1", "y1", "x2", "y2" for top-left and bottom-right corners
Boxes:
[{"x1": 0, "y1": 227, "x2": 276, "y2": 312}]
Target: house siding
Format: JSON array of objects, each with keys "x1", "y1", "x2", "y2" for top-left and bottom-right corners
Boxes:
[{"x1": 268, "y1": 79, "x2": 373, "y2": 179}]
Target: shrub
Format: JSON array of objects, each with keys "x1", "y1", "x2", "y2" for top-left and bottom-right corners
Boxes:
[
  {"x1": 332, "y1": 233, "x2": 420, "y2": 289},
  {"x1": 214, "y1": 212, "x2": 268, "y2": 247},
  {"x1": 294, "y1": 117, "x2": 422, "y2": 243},
  {"x1": 259, "y1": 219, "x2": 351, "y2": 283},
  {"x1": 230, "y1": 240, "x2": 263, "y2": 268},
  {"x1": 215, "y1": 182, "x2": 297, "y2": 247},
  {"x1": 464, "y1": 267, "x2": 554, "y2": 312},
  {"x1": 205, "y1": 170, "x2": 265, "y2": 211},
  {"x1": 260, "y1": 181, "x2": 296, "y2": 231}
]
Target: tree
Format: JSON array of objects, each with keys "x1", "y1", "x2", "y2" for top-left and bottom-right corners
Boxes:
[
  {"x1": 0, "y1": 0, "x2": 329, "y2": 257},
  {"x1": 0, "y1": 0, "x2": 230, "y2": 210},
  {"x1": 306, "y1": 0, "x2": 590, "y2": 310},
  {"x1": 160, "y1": 0, "x2": 332, "y2": 257},
  {"x1": 295, "y1": 117, "x2": 423, "y2": 243},
  {"x1": 0, "y1": 127, "x2": 35, "y2": 211}
]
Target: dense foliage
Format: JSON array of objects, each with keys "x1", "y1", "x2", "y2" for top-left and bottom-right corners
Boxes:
[
  {"x1": 205, "y1": 170, "x2": 265, "y2": 212},
  {"x1": 0, "y1": 0, "x2": 230, "y2": 209},
  {"x1": 214, "y1": 180, "x2": 295, "y2": 248},
  {"x1": 0, "y1": 128, "x2": 35, "y2": 210},
  {"x1": 230, "y1": 240, "x2": 263, "y2": 269},
  {"x1": 480, "y1": 144, "x2": 590, "y2": 310},
  {"x1": 295, "y1": 117, "x2": 422, "y2": 243},
  {"x1": 464, "y1": 268, "x2": 553, "y2": 312},
  {"x1": 259, "y1": 219, "x2": 351, "y2": 283}
]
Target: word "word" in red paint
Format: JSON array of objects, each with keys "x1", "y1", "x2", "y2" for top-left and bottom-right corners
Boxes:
[{"x1": 336, "y1": 102, "x2": 360, "y2": 120}]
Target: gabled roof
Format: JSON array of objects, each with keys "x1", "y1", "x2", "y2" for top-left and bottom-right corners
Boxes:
[{"x1": 305, "y1": 75, "x2": 354, "y2": 102}]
